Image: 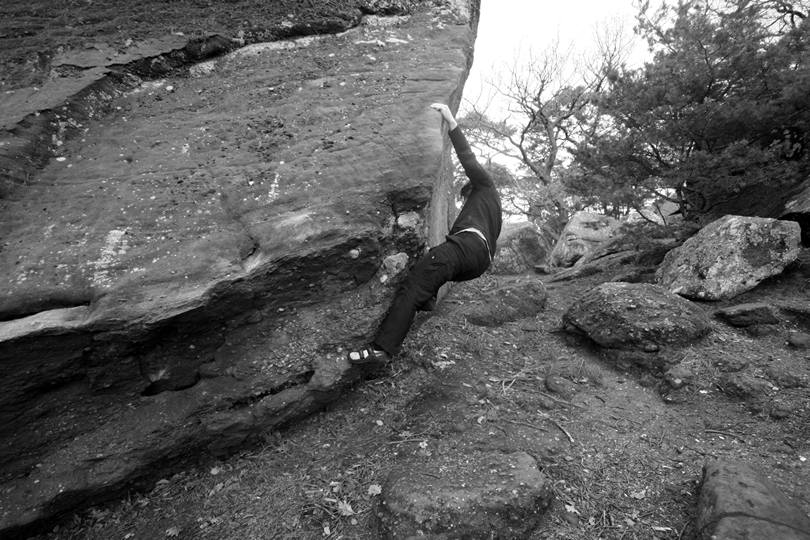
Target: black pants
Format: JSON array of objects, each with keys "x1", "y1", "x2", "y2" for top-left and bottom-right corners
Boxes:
[{"x1": 373, "y1": 232, "x2": 491, "y2": 355}]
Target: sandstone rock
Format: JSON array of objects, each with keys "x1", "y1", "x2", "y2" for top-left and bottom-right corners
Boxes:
[
  {"x1": 656, "y1": 215, "x2": 802, "y2": 300},
  {"x1": 719, "y1": 371, "x2": 774, "y2": 400},
  {"x1": 490, "y1": 222, "x2": 553, "y2": 275},
  {"x1": 697, "y1": 459, "x2": 810, "y2": 540},
  {"x1": 665, "y1": 364, "x2": 694, "y2": 389},
  {"x1": 545, "y1": 375, "x2": 578, "y2": 400},
  {"x1": 715, "y1": 302, "x2": 780, "y2": 327},
  {"x1": 788, "y1": 331, "x2": 810, "y2": 349},
  {"x1": 377, "y1": 451, "x2": 553, "y2": 539},
  {"x1": 765, "y1": 361, "x2": 808, "y2": 389},
  {"x1": 549, "y1": 212, "x2": 620, "y2": 267},
  {"x1": 562, "y1": 282, "x2": 711, "y2": 352},
  {"x1": 769, "y1": 398, "x2": 794, "y2": 419},
  {"x1": 462, "y1": 279, "x2": 547, "y2": 327},
  {"x1": 0, "y1": 2, "x2": 481, "y2": 536}
]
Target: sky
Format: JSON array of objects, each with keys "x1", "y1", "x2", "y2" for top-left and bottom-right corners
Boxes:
[{"x1": 462, "y1": 0, "x2": 651, "y2": 116}]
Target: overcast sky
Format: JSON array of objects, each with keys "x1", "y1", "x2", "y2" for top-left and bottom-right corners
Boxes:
[{"x1": 462, "y1": 0, "x2": 650, "y2": 115}]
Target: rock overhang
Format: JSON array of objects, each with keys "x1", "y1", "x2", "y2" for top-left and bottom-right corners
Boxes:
[{"x1": 0, "y1": 1, "x2": 482, "y2": 535}]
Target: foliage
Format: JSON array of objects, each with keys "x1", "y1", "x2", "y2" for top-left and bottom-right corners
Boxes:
[
  {"x1": 573, "y1": 0, "x2": 810, "y2": 219},
  {"x1": 460, "y1": 27, "x2": 632, "y2": 231}
]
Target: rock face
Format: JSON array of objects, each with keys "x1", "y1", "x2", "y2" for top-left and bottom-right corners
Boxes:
[
  {"x1": 656, "y1": 215, "x2": 801, "y2": 300},
  {"x1": 549, "y1": 212, "x2": 619, "y2": 268},
  {"x1": 562, "y1": 282, "x2": 711, "y2": 370},
  {"x1": 461, "y1": 278, "x2": 547, "y2": 327},
  {"x1": 376, "y1": 451, "x2": 553, "y2": 539},
  {"x1": 697, "y1": 459, "x2": 810, "y2": 540},
  {"x1": 0, "y1": 2, "x2": 481, "y2": 536},
  {"x1": 490, "y1": 221, "x2": 553, "y2": 274}
]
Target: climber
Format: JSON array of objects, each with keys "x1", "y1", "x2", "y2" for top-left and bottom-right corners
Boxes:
[{"x1": 347, "y1": 102, "x2": 502, "y2": 366}]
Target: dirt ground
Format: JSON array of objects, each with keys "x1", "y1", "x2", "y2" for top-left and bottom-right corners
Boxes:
[
  {"x1": 24, "y1": 260, "x2": 810, "y2": 540},
  {"x1": 4, "y1": 1, "x2": 810, "y2": 538}
]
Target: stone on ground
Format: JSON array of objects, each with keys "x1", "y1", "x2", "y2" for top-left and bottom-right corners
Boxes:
[
  {"x1": 491, "y1": 221, "x2": 553, "y2": 275},
  {"x1": 656, "y1": 215, "x2": 802, "y2": 300},
  {"x1": 697, "y1": 459, "x2": 810, "y2": 540},
  {"x1": 715, "y1": 302, "x2": 780, "y2": 327},
  {"x1": 462, "y1": 278, "x2": 547, "y2": 327},
  {"x1": 376, "y1": 451, "x2": 553, "y2": 539},
  {"x1": 562, "y1": 282, "x2": 711, "y2": 371},
  {"x1": 563, "y1": 282, "x2": 711, "y2": 351},
  {"x1": 788, "y1": 331, "x2": 810, "y2": 349},
  {"x1": 549, "y1": 212, "x2": 619, "y2": 268}
]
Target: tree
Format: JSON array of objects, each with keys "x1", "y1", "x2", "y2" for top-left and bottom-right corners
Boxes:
[
  {"x1": 460, "y1": 25, "x2": 635, "y2": 230},
  {"x1": 574, "y1": 0, "x2": 810, "y2": 220}
]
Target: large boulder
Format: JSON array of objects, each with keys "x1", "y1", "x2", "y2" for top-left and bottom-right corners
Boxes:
[
  {"x1": 0, "y1": 2, "x2": 481, "y2": 536},
  {"x1": 377, "y1": 451, "x2": 553, "y2": 539},
  {"x1": 490, "y1": 221, "x2": 553, "y2": 274},
  {"x1": 549, "y1": 212, "x2": 619, "y2": 267},
  {"x1": 697, "y1": 459, "x2": 810, "y2": 540},
  {"x1": 562, "y1": 282, "x2": 711, "y2": 370},
  {"x1": 656, "y1": 215, "x2": 802, "y2": 300}
]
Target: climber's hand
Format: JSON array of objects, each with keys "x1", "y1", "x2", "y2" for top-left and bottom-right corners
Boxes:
[{"x1": 430, "y1": 103, "x2": 458, "y2": 130}]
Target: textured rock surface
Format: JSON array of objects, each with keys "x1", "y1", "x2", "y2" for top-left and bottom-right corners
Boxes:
[
  {"x1": 715, "y1": 302, "x2": 780, "y2": 327},
  {"x1": 697, "y1": 459, "x2": 810, "y2": 540},
  {"x1": 0, "y1": 2, "x2": 481, "y2": 536},
  {"x1": 490, "y1": 221, "x2": 553, "y2": 274},
  {"x1": 549, "y1": 212, "x2": 619, "y2": 268},
  {"x1": 376, "y1": 450, "x2": 553, "y2": 539},
  {"x1": 562, "y1": 282, "x2": 711, "y2": 372},
  {"x1": 563, "y1": 282, "x2": 711, "y2": 351},
  {"x1": 461, "y1": 278, "x2": 547, "y2": 327},
  {"x1": 780, "y1": 178, "x2": 810, "y2": 245},
  {"x1": 656, "y1": 215, "x2": 801, "y2": 300}
]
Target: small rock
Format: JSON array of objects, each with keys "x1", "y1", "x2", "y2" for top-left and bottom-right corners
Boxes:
[
  {"x1": 665, "y1": 364, "x2": 694, "y2": 389},
  {"x1": 713, "y1": 356, "x2": 749, "y2": 373},
  {"x1": 376, "y1": 451, "x2": 553, "y2": 539},
  {"x1": 787, "y1": 331, "x2": 810, "y2": 349},
  {"x1": 544, "y1": 375, "x2": 577, "y2": 400},
  {"x1": 769, "y1": 399, "x2": 793, "y2": 419},
  {"x1": 719, "y1": 372, "x2": 774, "y2": 400},
  {"x1": 715, "y1": 302, "x2": 780, "y2": 327},
  {"x1": 765, "y1": 362, "x2": 807, "y2": 389}
]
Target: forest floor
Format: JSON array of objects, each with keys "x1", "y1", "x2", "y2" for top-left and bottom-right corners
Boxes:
[
  {"x1": 32, "y1": 263, "x2": 810, "y2": 539},
  {"x1": 3, "y1": 1, "x2": 809, "y2": 538}
]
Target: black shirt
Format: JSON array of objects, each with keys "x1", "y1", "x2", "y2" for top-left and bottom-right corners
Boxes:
[{"x1": 447, "y1": 126, "x2": 502, "y2": 258}]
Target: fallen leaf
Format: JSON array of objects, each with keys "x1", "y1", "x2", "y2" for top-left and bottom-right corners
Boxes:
[
  {"x1": 367, "y1": 484, "x2": 382, "y2": 496},
  {"x1": 165, "y1": 526, "x2": 181, "y2": 537},
  {"x1": 630, "y1": 489, "x2": 646, "y2": 499},
  {"x1": 564, "y1": 503, "x2": 580, "y2": 515},
  {"x1": 337, "y1": 500, "x2": 355, "y2": 516}
]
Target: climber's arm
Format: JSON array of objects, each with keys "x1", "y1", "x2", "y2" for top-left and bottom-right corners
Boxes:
[{"x1": 430, "y1": 103, "x2": 493, "y2": 188}]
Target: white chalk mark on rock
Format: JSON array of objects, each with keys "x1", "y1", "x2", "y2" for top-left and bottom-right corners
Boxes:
[{"x1": 92, "y1": 228, "x2": 129, "y2": 288}]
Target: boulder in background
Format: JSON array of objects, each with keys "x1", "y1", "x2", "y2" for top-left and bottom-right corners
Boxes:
[{"x1": 656, "y1": 215, "x2": 801, "y2": 300}]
